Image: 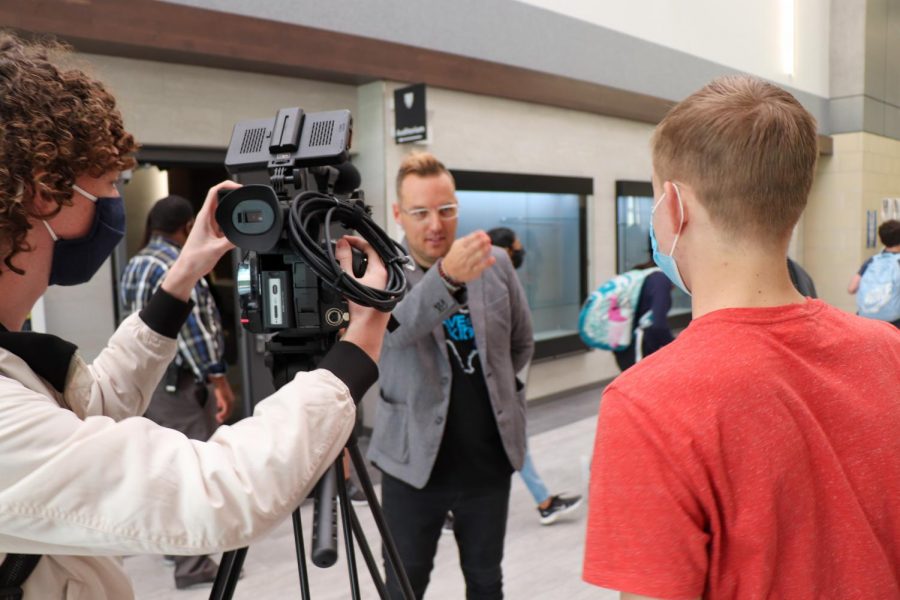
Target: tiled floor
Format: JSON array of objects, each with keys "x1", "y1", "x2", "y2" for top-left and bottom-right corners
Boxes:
[{"x1": 123, "y1": 387, "x2": 617, "y2": 599}]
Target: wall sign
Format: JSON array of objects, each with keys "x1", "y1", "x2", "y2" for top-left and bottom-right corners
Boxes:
[
  {"x1": 881, "y1": 197, "x2": 900, "y2": 221},
  {"x1": 867, "y1": 209, "x2": 878, "y2": 248},
  {"x1": 394, "y1": 83, "x2": 427, "y2": 144}
]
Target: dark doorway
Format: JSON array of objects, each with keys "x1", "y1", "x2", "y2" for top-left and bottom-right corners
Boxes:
[{"x1": 117, "y1": 147, "x2": 257, "y2": 423}]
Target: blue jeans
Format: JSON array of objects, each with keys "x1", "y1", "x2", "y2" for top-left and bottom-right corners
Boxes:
[{"x1": 517, "y1": 448, "x2": 549, "y2": 505}]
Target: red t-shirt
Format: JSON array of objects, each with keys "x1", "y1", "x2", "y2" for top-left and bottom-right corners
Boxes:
[{"x1": 583, "y1": 300, "x2": 900, "y2": 599}]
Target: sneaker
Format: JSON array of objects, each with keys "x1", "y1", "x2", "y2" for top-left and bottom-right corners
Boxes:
[
  {"x1": 174, "y1": 557, "x2": 222, "y2": 590},
  {"x1": 441, "y1": 512, "x2": 454, "y2": 535},
  {"x1": 175, "y1": 563, "x2": 243, "y2": 590},
  {"x1": 175, "y1": 572, "x2": 217, "y2": 590},
  {"x1": 347, "y1": 481, "x2": 368, "y2": 506},
  {"x1": 538, "y1": 494, "x2": 583, "y2": 525}
]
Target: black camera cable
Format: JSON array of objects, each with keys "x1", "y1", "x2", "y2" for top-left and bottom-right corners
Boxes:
[{"x1": 286, "y1": 191, "x2": 410, "y2": 312}]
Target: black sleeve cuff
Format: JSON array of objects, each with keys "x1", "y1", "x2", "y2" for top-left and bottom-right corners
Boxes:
[
  {"x1": 139, "y1": 288, "x2": 195, "y2": 339},
  {"x1": 317, "y1": 341, "x2": 379, "y2": 404}
]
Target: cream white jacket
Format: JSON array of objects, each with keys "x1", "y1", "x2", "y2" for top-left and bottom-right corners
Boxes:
[{"x1": 0, "y1": 313, "x2": 356, "y2": 599}]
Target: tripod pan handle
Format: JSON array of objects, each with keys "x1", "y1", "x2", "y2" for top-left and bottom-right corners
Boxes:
[{"x1": 311, "y1": 465, "x2": 339, "y2": 568}]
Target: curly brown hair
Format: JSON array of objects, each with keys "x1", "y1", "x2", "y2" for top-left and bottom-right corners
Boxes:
[{"x1": 0, "y1": 32, "x2": 138, "y2": 274}]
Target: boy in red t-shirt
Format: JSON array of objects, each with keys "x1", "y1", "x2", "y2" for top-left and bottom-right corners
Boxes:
[{"x1": 583, "y1": 75, "x2": 900, "y2": 599}]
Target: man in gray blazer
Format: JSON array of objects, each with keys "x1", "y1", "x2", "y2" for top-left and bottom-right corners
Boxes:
[{"x1": 369, "y1": 151, "x2": 533, "y2": 599}]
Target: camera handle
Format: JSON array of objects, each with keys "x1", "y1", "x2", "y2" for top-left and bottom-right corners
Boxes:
[{"x1": 209, "y1": 334, "x2": 415, "y2": 600}]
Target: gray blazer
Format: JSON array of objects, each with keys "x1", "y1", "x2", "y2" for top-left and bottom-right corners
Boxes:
[{"x1": 367, "y1": 246, "x2": 534, "y2": 489}]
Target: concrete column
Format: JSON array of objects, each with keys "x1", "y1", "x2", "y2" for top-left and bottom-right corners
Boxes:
[
  {"x1": 829, "y1": 0, "x2": 900, "y2": 138},
  {"x1": 354, "y1": 81, "x2": 391, "y2": 229},
  {"x1": 351, "y1": 81, "x2": 392, "y2": 431},
  {"x1": 802, "y1": 0, "x2": 900, "y2": 312}
]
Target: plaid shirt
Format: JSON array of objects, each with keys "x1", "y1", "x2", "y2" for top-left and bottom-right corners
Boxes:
[{"x1": 120, "y1": 235, "x2": 226, "y2": 381}]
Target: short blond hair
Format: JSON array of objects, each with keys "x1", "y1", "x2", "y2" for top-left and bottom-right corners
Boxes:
[
  {"x1": 652, "y1": 75, "x2": 818, "y2": 240},
  {"x1": 396, "y1": 151, "x2": 455, "y2": 204}
]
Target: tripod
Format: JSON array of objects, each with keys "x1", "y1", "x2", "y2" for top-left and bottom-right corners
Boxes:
[{"x1": 209, "y1": 334, "x2": 415, "y2": 600}]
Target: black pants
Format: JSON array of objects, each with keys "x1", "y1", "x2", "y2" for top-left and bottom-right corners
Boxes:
[
  {"x1": 381, "y1": 473, "x2": 511, "y2": 600},
  {"x1": 612, "y1": 348, "x2": 635, "y2": 372}
]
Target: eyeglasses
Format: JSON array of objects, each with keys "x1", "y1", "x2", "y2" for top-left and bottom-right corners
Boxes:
[{"x1": 401, "y1": 203, "x2": 459, "y2": 222}]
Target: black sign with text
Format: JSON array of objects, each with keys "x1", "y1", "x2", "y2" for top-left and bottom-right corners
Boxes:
[{"x1": 394, "y1": 83, "x2": 427, "y2": 144}]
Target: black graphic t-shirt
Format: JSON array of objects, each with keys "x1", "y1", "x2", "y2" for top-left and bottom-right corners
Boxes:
[{"x1": 426, "y1": 306, "x2": 513, "y2": 490}]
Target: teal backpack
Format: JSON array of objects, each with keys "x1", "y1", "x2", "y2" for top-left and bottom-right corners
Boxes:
[
  {"x1": 578, "y1": 268, "x2": 659, "y2": 352},
  {"x1": 857, "y1": 252, "x2": 900, "y2": 322}
]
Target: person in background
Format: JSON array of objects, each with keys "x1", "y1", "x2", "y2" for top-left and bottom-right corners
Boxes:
[
  {"x1": 369, "y1": 152, "x2": 533, "y2": 599},
  {"x1": 120, "y1": 194, "x2": 235, "y2": 589},
  {"x1": 485, "y1": 227, "x2": 526, "y2": 270},
  {"x1": 0, "y1": 33, "x2": 389, "y2": 599},
  {"x1": 486, "y1": 226, "x2": 582, "y2": 525},
  {"x1": 611, "y1": 247, "x2": 675, "y2": 372},
  {"x1": 583, "y1": 75, "x2": 900, "y2": 598},
  {"x1": 848, "y1": 219, "x2": 900, "y2": 327}
]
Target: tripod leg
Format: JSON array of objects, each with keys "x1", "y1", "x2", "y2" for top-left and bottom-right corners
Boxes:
[
  {"x1": 348, "y1": 502, "x2": 391, "y2": 600},
  {"x1": 346, "y1": 441, "x2": 416, "y2": 600},
  {"x1": 209, "y1": 547, "x2": 247, "y2": 600},
  {"x1": 292, "y1": 508, "x2": 312, "y2": 599},
  {"x1": 335, "y1": 458, "x2": 362, "y2": 600}
]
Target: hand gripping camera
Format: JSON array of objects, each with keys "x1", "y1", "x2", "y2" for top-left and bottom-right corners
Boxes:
[{"x1": 215, "y1": 107, "x2": 408, "y2": 337}]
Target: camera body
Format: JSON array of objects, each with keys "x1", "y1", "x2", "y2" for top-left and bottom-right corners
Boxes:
[
  {"x1": 233, "y1": 240, "x2": 352, "y2": 335},
  {"x1": 217, "y1": 107, "x2": 360, "y2": 336}
]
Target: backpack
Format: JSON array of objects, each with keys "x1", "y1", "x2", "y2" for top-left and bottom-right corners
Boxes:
[
  {"x1": 578, "y1": 268, "x2": 659, "y2": 351},
  {"x1": 857, "y1": 252, "x2": 900, "y2": 322}
]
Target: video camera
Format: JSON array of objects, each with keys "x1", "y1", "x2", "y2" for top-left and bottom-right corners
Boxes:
[
  {"x1": 212, "y1": 111, "x2": 415, "y2": 600},
  {"x1": 216, "y1": 107, "x2": 407, "y2": 337}
]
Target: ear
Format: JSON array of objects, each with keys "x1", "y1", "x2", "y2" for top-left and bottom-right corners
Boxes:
[
  {"x1": 28, "y1": 179, "x2": 58, "y2": 219},
  {"x1": 662, "y1": 181, "x2": 690, "y2": 235},
  {"x1": 392, "y1": 202, "x2": 401, "y2": 225}
]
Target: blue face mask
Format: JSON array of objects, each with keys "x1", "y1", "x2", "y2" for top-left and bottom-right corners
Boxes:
[
  {"x1": 43, "y1": 184, "x2": 125, "y2": 286},
  {"x1": 650, "y1": 183, "x2": 691, "y2": 296}
]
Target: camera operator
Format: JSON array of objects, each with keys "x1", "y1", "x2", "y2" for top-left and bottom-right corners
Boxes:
[{"x1": 0, "y1": 33, "x2": 388, "y2": 599}]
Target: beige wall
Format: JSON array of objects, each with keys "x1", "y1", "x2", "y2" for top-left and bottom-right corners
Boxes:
[
  {"x1": 803, "y1": 132, "x2": 900, "y2": 312},
  {"x1": 82, "y1": 54, "x2": 358, "y2": 148},
  {"x1": 377, "y1": 84, "x2": 657, "y2": 399}
]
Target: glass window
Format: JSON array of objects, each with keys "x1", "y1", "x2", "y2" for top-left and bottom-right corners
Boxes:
[
  {"x1": 456, "y1": 191, "x2": 583, "y2": 342},
  {"x1": 453, "y1": 171, "x2": 591, "y2": 359}
]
